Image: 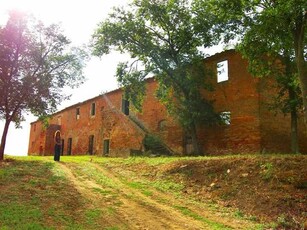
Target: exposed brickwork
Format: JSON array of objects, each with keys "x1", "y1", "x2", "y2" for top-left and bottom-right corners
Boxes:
[
  {"x1": 258, "y1": 75, "x2": 307, "y2": 153},
  {"x1": 28, "y1": 50, "x2": 307, "y2": 156},
  {"x1": 202, "y1": 50, "x2": 262, "y2": 154}
]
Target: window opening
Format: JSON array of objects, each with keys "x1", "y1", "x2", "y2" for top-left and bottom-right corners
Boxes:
[
  {"x1": 217, "y1": 60, "x2": 229, "y2": 83},
  {"x1": 76, "y1": 108, "x2": 80, "y2": 119},
  {"x1": 103, "y1": 139, "x2": 110, "y2": 155},
  {"x1": 61, "y1": 139, "x2": 64, "y2": 156},
  {"x1": 67, "y1": 138, "x2": 72, "y2": 155},
  {"x1": 57, "y1": 116, "x2": 62, "y2": 125},
  {"x1": 88, "y1": 135, "x2": 94, "y2": 155},
  {"x1": 121, "y1": 99, "x2": 130, "y2": 115},
  {"x1": 91, "y1": 103, "x2": 96, "y2": 116},
  {"x1": 184, "y1": 135, "x2": 193, "y2": 155},
  {"x1": 220, "y1": 111, "x2": 231, "y2": 125},
  {"x1": 158, "y1": 119, "x2": 167, "y2": 132}
]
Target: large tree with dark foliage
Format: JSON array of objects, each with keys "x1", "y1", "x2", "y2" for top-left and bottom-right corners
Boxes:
[
  {"x1": 0, "y1": 11, "x2": 87, "y2": 160},
  {"x1": 92, "y1": 0, "x2": 220, "y2": 155}
]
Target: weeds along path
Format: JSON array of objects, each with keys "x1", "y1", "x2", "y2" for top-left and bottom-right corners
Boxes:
[
  {"x1": 92, "y1": 162, "x2": 261, "y2": 230},
  {"x1": 90, "y1": 163, "x2": 211, "y2": 230},
  {"x1": 58, "y1": 161, "x2": 259, "y2": 230},
  {"x1": 57, "y1": 162, "x2": 128, "y2": 229},
  {"x1": 58, "y1": 162, "x2": 205, "y2": 229}
]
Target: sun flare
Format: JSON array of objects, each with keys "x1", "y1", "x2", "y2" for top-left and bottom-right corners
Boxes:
[{"x1": 0, "y1": 0, "x2": 97, "y2": 26}]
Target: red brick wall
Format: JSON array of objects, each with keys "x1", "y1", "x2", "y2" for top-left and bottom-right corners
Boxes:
[
  {"x1": 28, "y1": 50, "x2": 306, "y2": 156},
  {"x1": 28, "y1": 121, "x2": 46, "y2": 155},
  {"x1": 136, "y1": 78, "x2": 184, "y2": 153},
  {"x1": 29, "y1": 88, "x2": 152, "y2": 156},
  {"x1": 258, "y1": 76, "x2": 307, "y2": 153},
  {"x1": 202, "y1": 50, "x2": 262, "y2": 154}
]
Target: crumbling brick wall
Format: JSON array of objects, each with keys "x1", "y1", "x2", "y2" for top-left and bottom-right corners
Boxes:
[{"x1": 28, "y1": 50, "x2": 307, "y2": 156}]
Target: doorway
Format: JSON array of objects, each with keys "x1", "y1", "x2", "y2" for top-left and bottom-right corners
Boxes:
[
  {"x1": 103, "y1": 139, "x2": 110, "y2": 156},
  {"x1": 67, "y1": 138, "x2": 72, "y2": 155},
  {"x1": 88, "y1": 135, "x2": 94, "y2": 155}
]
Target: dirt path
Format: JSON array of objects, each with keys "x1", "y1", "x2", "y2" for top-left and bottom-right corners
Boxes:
[{"x1": 57, "y1": 161, "x2": 260, "y2": 230}]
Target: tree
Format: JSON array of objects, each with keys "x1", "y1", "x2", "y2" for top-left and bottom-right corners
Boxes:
[
  {"x1": 194, "y1": 0, "x2": 307, "y2": 124},
  {"x1": 194, "y1": 0, "x2": 306, "y2": 153},
  {"x1": 0, "y1": 11, "x2": 87, "y2": 160},
  {"x1": 92, "y1": 0, "x2": 220, "y2": 155},
  {"x1": 239, "y1": 39, "x2": 302, "y2": 153},
  {"x1": 237, "y1": 23, "x2": 303, "y2": 153}
]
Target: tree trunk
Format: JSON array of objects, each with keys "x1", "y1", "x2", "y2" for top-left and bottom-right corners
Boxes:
[
  {"x1": 296, "y1": 53, "x2": 307, "y2": 126},
  {"x1": 189, "y1": 122, "x2": 203, "y2": 156},
  {"x1": 0, "y1": 119, "x2": 11, "y2": 161},
  {"x1": 293, "y1": 21, "x2": 307, "y2": 126},
  {"x1": 285, "y1": 53, "x2": 300, "y2": 154},
  {"x1": 290, "y1": 108, "x2": 299, "y2": 153}
]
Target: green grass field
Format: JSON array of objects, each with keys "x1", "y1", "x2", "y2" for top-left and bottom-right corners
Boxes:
[{"x1": 0, "y1": 155, "x2": 304, "y2": 229}]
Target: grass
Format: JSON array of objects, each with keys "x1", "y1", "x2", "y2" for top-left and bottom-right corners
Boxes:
[
  {"x1": 68, "y1": 162, "x2": 119, "y2": 189},
  {"x1": 85, "y1": 208, "x2": 102, "y2": 226},
  {"x1": 0, "y1": 202, "x2": 44, "y2": 229},
  {"x1": 0, "y1": 159, "x2": 83, "y2": 229},
  {"x1": 173, "y1": 205, "x2": 232, "y2": 230},
  {"x1": 0, "y1": 157, "x2": 106, "y2": 229},
  {"x1": 2, "y1": 154, "x2": 301, "y2": 229},
  {"x1": 259, "y1": 162, "x2": 274, "y2": 181}
]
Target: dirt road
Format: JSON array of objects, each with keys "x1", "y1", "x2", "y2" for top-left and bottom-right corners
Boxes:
[{"x1": 57, "y1": 161, "x2": 261, "y2": 230}]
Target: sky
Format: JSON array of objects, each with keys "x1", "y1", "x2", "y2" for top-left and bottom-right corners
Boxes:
[{"x1": 0, "y1": 0, "x2": 131, "y2": 156}]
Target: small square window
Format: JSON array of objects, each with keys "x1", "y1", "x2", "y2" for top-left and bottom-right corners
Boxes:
[
  {"x1": 217, "y1": 60, "x2": 229, "y2": 83},
  {"x1": 220, "y1": 111, "x2": 231, "y2": 125}
]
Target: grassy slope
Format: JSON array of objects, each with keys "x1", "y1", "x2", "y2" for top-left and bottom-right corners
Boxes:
[
  {"x1": 0, "y1": 155, "x2": 306, "y2": 229},
  {"x1": 96, "y1": 155, "x2": 307, "y2": 229},
  {"x1": 0, "y1": 157, "x2": 86, "y2": 229}
]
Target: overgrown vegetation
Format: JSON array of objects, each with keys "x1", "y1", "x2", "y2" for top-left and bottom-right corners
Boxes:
[
  {"x1": 91, "y1": 0, "x2": 221, "y2": 155},
  {"x1": 142, "y1": 134, "x2": 173, "y2": 156}
]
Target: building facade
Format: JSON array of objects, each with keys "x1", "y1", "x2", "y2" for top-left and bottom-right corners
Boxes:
[{"x1": 28, "y1": 50, "x2": 307, "y2": 156}]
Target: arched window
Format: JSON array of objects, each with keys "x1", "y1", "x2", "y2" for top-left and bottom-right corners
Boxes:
[{"x1": 158, "y1": 119, "x2": 167, "y2": 132}]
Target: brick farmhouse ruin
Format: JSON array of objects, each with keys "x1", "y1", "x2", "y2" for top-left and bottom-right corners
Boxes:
[{"x1": 28, "y1": 50, "x2": 307, "y2": 156}]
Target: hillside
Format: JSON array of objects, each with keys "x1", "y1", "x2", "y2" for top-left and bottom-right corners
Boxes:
[
  {"x1": 110, "y1": 155, "x2": 306, "y2": 229},
  {"x1": 0, "y1": 155, "x2": 306, "y2": 229}
]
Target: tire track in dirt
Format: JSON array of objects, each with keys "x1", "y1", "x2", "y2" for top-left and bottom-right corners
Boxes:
[
  {"x1": 58, "y1": 161, "x2": 259, "y2": 230},
  {"x1": 58, "y1": 162, "x2": 213, "y2": 229},
  {"x1": 97, "y1": 163, "x2": 260, "y2": 230},
  {"x1": 90, "y1": 162, "x2": 210, "y2": 230},
  {"x1": 57, "y1": 162, "x2": 129, "y2": 229}
]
